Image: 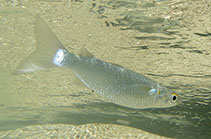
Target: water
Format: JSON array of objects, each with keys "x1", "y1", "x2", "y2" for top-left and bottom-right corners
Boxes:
[{"x1": 0, "y1": 0, "x2": 210, "y2": 138}]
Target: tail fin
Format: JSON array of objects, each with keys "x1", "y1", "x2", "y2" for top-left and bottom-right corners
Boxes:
[{"x1": 14, "y1": 15, "x2": 66, "y2": 74}]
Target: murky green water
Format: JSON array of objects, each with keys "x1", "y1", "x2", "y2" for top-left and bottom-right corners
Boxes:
[{"x1": 0, "y1": 0, "x2": 210, "y2": 138}]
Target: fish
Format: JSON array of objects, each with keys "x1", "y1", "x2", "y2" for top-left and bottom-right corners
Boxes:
[{"x1": 15, "y1": 16, "x2": 180, "y2": 109}]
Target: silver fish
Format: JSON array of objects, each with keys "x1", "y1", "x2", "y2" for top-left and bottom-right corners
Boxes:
[{"x1": 15, "y1": 16, "x2": 180, "y2": 109}]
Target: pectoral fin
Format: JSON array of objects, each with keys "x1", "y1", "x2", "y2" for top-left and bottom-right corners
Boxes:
[{"x1": 131, "y1": 84, "x2": 152, "y2": 94}]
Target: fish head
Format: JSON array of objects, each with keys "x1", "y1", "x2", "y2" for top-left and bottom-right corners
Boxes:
[
  {"x1": 151, "y1": 86, "x2": 180, "y2": 108},
  {"x1": 130, "y1": 84, "x2": 180, "y2": 109}
]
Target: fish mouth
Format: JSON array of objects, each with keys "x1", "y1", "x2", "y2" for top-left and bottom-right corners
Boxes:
[{"x1": 176, "y1": 98, "x2": 182, "y2": 105}]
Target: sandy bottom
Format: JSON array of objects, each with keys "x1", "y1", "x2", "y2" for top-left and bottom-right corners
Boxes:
[{"x1": 0, "y1": 124, "x2": 170, "y2": 139}]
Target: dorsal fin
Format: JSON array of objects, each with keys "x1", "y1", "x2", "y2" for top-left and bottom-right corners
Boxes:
[
  {"x1": 78, "y1": 47, "x2": 94, "y2": 58},
  {"x1": 110, "y1": 62, "x2": 124, "y2": 68}
]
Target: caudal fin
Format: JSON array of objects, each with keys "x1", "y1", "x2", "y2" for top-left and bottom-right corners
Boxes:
[{"x1": 14, "y1": 15, "x2": 66, "y2": 74}]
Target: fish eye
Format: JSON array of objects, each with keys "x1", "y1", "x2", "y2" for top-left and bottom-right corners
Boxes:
[{"x1": 171, "y1": 93, "x2": 178, "y2": 102}]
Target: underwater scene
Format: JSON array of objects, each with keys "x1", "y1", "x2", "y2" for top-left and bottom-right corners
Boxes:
[{"x1": 0, "y1": 0, "x2": 210, "y2": 138}]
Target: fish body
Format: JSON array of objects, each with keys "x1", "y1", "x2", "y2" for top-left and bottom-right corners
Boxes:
[{"x1": 15, "y1": 16, "x2": 179, "y2": 109}]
